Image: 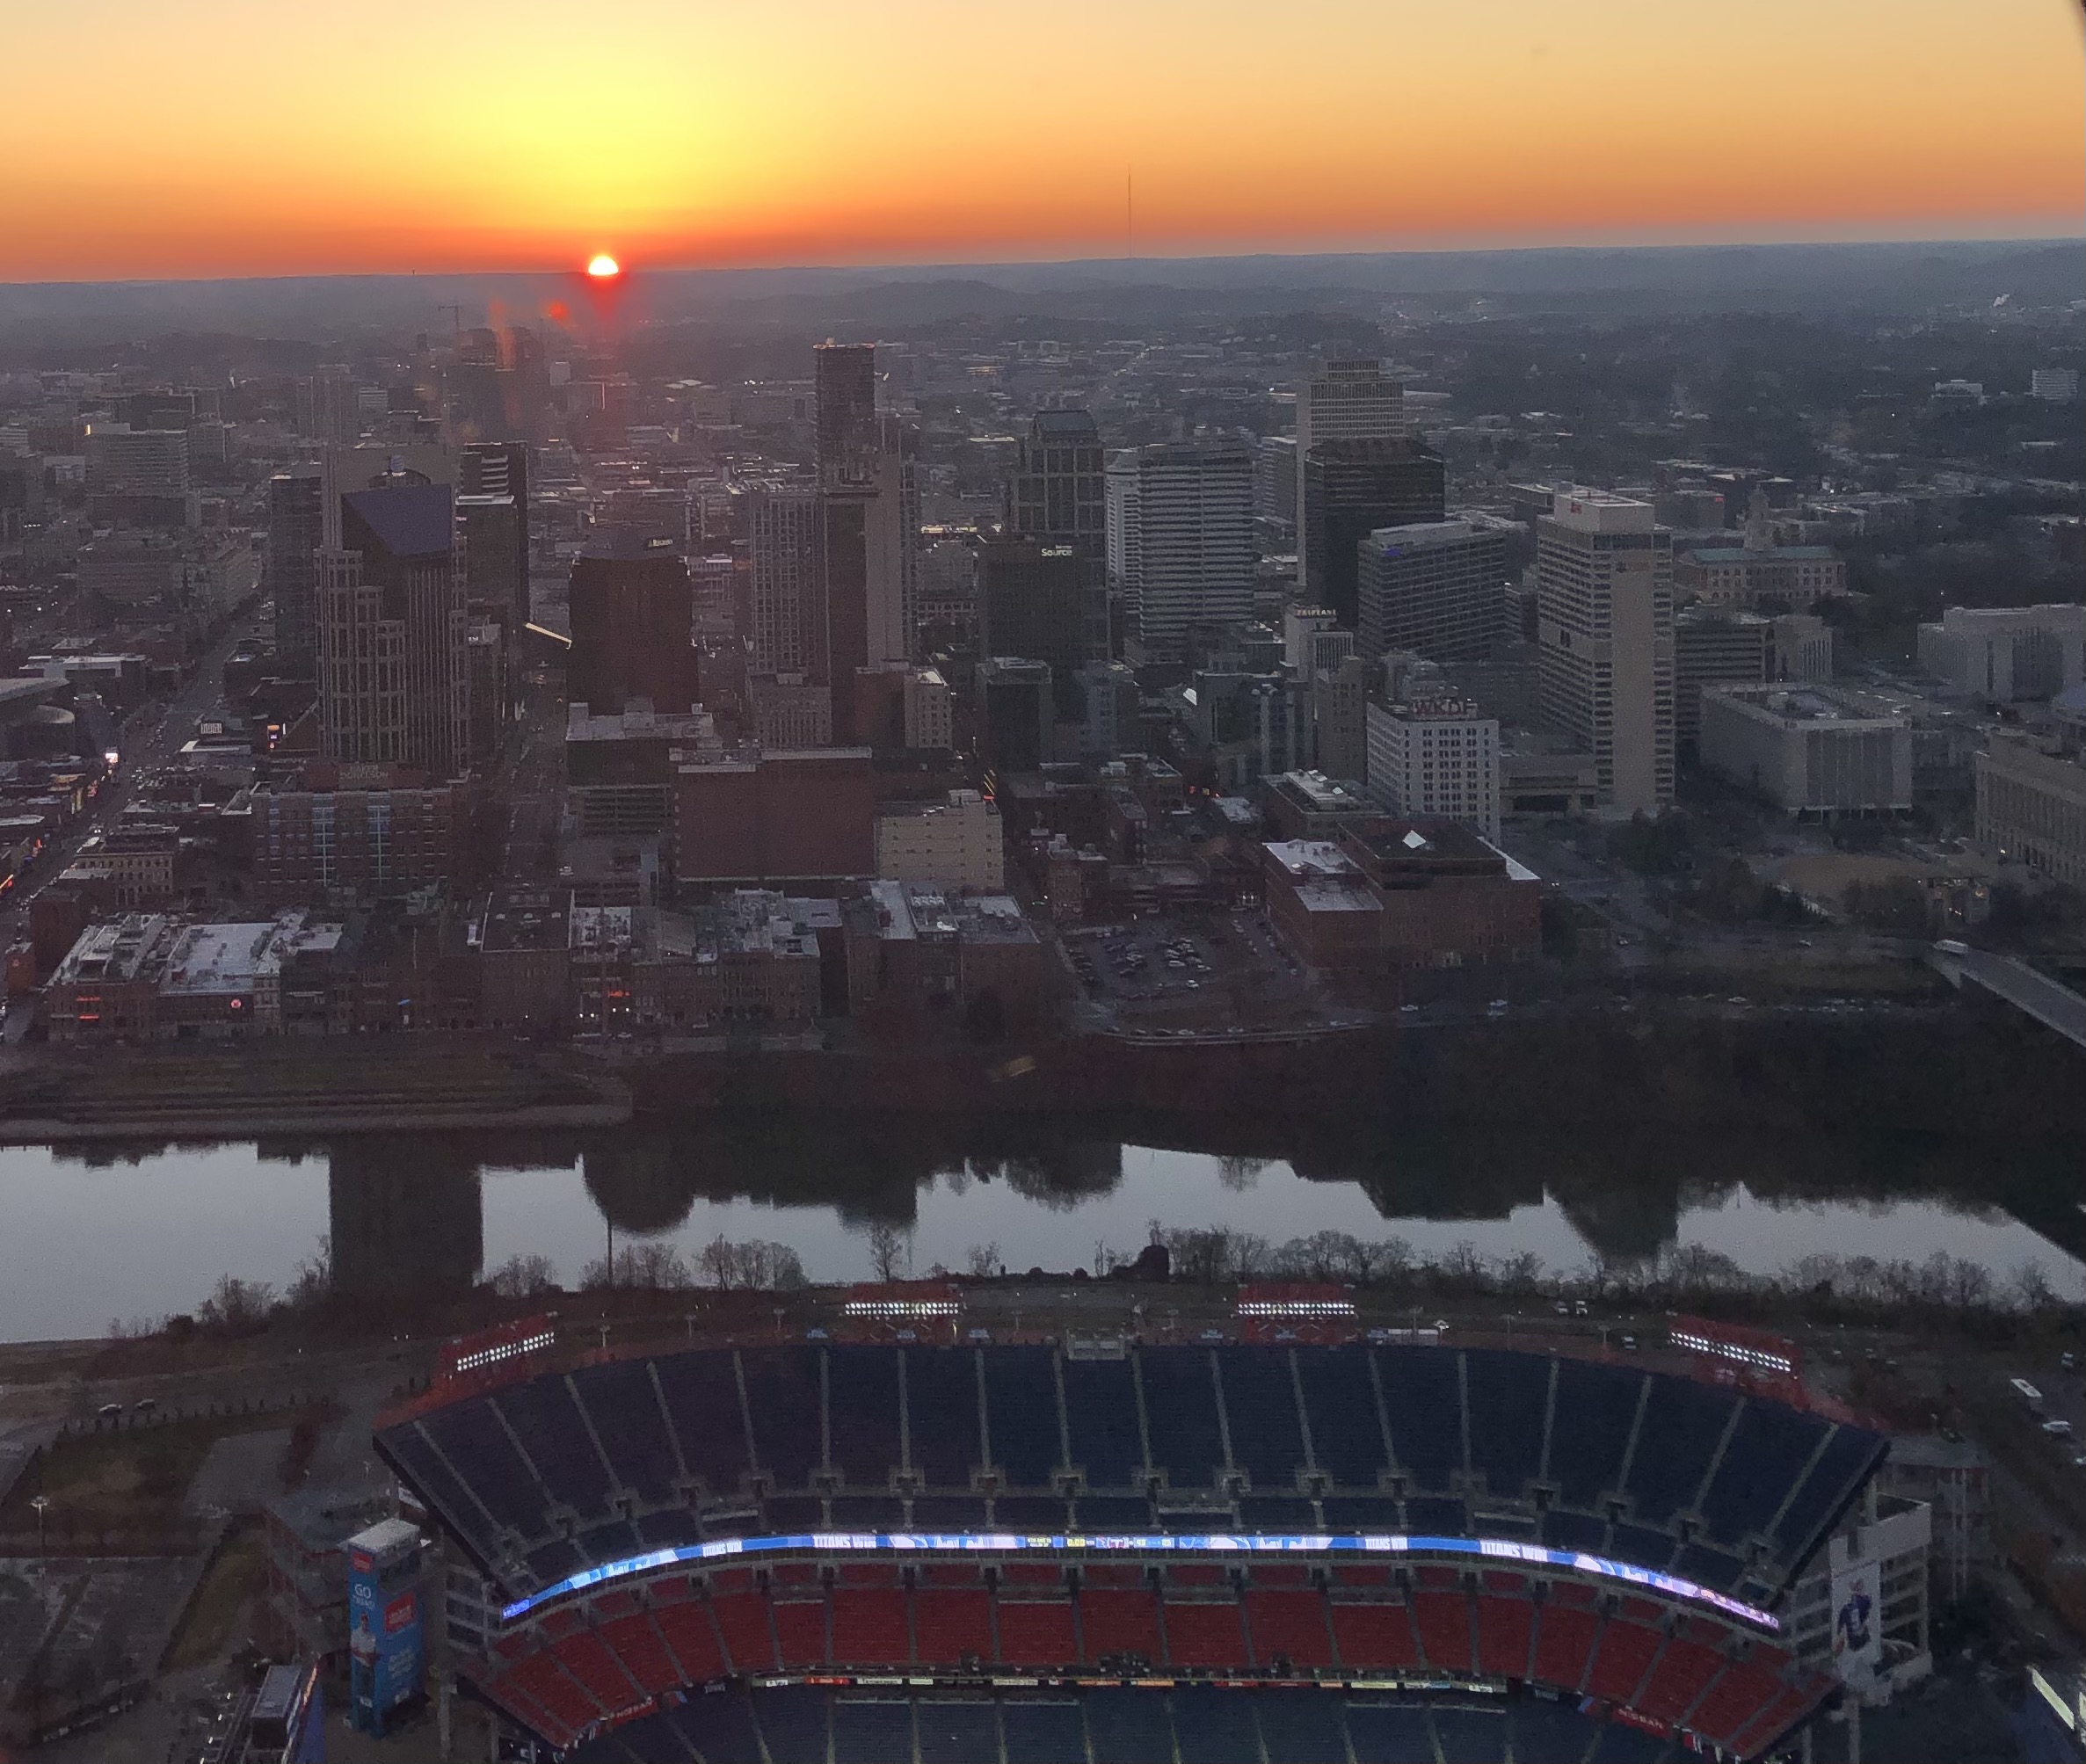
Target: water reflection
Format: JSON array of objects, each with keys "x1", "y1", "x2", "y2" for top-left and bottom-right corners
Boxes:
[{"x1": 0, "y1": 1118, "x2": 2076, "y2": 1341}]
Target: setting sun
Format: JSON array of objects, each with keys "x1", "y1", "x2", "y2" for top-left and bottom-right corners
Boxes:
[{"x1": 586, "y1": 253, "x2": 620, "y2": 279}]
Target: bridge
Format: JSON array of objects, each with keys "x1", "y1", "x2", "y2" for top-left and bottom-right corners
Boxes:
[{"x1": 1930, "y1": 945, "x2": 2086, "y2": 1050}]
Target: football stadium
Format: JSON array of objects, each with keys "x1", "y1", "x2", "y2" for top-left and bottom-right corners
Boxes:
[{"x1": 374, "y1": 1298, "x2": 1889, "y2": 1763}]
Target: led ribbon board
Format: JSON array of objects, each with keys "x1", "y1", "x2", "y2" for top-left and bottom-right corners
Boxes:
[{"x1": 498, "y1": 1531, "x2": 1778, "y2": 1631}]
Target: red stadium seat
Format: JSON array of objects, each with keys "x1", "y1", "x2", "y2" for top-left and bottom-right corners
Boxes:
[
  {"x1": 1162, "y1": 1598, "x2": 1246, "y2": 1669},
  {"x1": 1413, "y1": 1588, "x2": 1473, "y2": 1674},
  {"x1": 1252, "y1": 1564, "x2": 1311, "y2": 1588},
  {"x1": 1169, "y1": 1563, "x2": 1229, "y2": 1586},
  {"x1": 708, "y1": 1590, "x2": 776, "y2": 1673},
  {"x1": 1000, "y1": 1561, "x2": 1065, "y2": 1587},
  {"x1": 1244, "y1": 1589, "x2": 1334, "y2": 1668},
  {"x1": 554, "y1": 1630, "x2": 646, "y2": 1718},
  {"x1": 913, "y1": 1588, "x2": 992, "y2": 1666},
  {"x1": 652, "y1": 1601, "x2": 725, "y2": 1685},
  {"x1": 832, "y1": 1587, "x2": 907, "y2": 1663},
  {"x1": 774, "y1": 1596, "x2": 826, "y2": 1667},
  {"x1": 1080, "y1": 1587, "x2": 1164, "y2": 1664},
  {"x1": 1635, "y1": 1635, "x2": 1724, "y2": 1725},
  {"x1": 1530, "y1": 1601, "x2": 1600, "y2": 1693},
  {"x1": 598, "y1": 1613, "x2": 680, "y2": 1697},
  {"x1": 1329, "y1": 1601, "x2": 1420, "y2": 1670},
  {"x1": 1475, "y1": 1593, "x2": 1535, "y2": 1680},
  {"x1": 505, "y1": 1649, "x2": 600, "y2": 1738},
  {"x1": 479, "y1": 1670, "x2": 579, "y2": 1750},
  {"x1": 1729, "y1": 1684, "x2": 1821, "y2": 1759},
  {"x1": 1584, "y1": 1615, "x2": 1662, "y2": 1705},
  {"x1": 995, "y1": 1598, "x2": 1077, "y2": 1668}
]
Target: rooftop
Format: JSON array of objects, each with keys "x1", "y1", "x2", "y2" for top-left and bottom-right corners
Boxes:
[{"x1": 1263, "y1": 839, "x2": 1361, "y2": 879}]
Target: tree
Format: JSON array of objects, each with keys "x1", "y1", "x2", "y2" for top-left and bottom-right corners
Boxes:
[
  {"x1": 965, "y1": 1242, "x2": 1002, "y2": 1280},
  {"x1": 581, "y1": 1243, "x2": 693, "y2": 1291},
  {"x1": 485, "y1": 1252, "x2": 560, "y2": 1298},
  {"x1": 866, "y1": 1222, "x2": 911, "y2": 1283},
  {"x1": 196, "y1": 1275, "x2": 276, "y2": 1335}
]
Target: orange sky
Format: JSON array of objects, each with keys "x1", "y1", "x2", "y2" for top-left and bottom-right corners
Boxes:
[{"x1": 3, "y1": 0, "x2": 2080, "y2": 279}]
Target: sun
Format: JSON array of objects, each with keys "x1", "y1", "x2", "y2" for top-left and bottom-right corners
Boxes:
[{"x1": 586, "y1": 253, "x2": 620, "y2": 279}]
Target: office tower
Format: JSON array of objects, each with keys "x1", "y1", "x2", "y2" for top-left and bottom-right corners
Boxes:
[
  {"x1": 818, "y1": 483, "x2": 876, "y2": 741},
  {"x1": 977, "y1": 534, "x2": 1087, "y2": 715},
  {"x1": 1295, "y1": 359, "x2": 1405, "y2": 593},
  {"x1": 865, "y1": 413, "x2": 919, "y2": 665},
  {"x1": 1105, "y1": 438, "x2": 1254, "y2": 664},
  {"x1": 1301, "y1": 438, "x2": 1445, "y2": 630},
  {"x1": 1356, "y1": 518, "x2": 1507, "y2": 667},
  {"x1": 84, "y1": 425, "x2": 190, "y2": 496},
  {"x1": 318, "y1": 483, "x2": 469, "y2": 776},
  {"x1": 1255, "y1": 434, "x2": 1297, "y2": 533},
  {"x1": 299, "y1": 367, "x2": 360, "y2": 446},
  {"x1": 1537, "y1": 490, "x2": 1675, "y2": 815},
  {"x1": 1365, "y1": 696, "x2": 1502, "y2": 841},
  {"x1": 1311, "y1": 655, "x2": 1377, "y2": 782},
  {"x1": 1009, "y1": 410, "x2": 1108, "y2": 663},
  {"x1": 568, "y1": 529, "x2": 698, "y2": 715},
  {"x1": 458, "y1": 441, "x2": 531, "y2": 630},
  {"x1": 747, "y1": 484, "x2": 821, "y2": 675},
  {"x1": 814, "y1": 342, "x2": 878, "y2": 482},
  {"x1": 267, "y1": 470, "x2": 326, "y2": 665},
  {"x1": 1283, "y1": 606, "x2": 1353, "y2": 677},
  {"x1": 1675, "y1": 609, "x2": 1771, "y2": 744},
  {"x1": 976, "y1": 657, "x2": 1053, "y2": 774}
]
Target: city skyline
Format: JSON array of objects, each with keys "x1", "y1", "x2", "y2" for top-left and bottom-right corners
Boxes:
[{"x1": 2, "y1": 0, "x2": 2080, "y2": 281}]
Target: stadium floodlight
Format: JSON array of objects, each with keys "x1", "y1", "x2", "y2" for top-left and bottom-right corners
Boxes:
[
  {"x1": 498, "y1": 1528, "x2": 1780, "y2": 1632},
  {"x1": 1670, "y1": 1328, "x2": 1796, "y2": 1376},
  {"x1": 842, "y1": 1298, "x2": 962, "y2": 1318},
  {"x1": 1236, "y1": 1300, "x2": 1356, "y2": 1317},
  {"x1": 450, "y1": 1328, "x2": 558, "y2": 1376}
]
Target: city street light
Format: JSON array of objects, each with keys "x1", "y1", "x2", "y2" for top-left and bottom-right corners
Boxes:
[{"x1": 30, "y1": 1493, "x2": 48, "y2": 1554}]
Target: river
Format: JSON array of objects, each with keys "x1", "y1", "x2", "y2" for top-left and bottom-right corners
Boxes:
[{"x1": 0, "y1": 1118, "x2": 2079, "y2": 1341}]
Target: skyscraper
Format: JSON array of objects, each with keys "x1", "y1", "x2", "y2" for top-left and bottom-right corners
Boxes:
[
  {"x1": 267, "y1": 469, "x2": 325, "y2": 666},
  {"x1": 864, "y1": 413, "x2": 919, "y2": 666},
  {"x1": 1537, "y1": 489, "x2": 1675, "y2": 815},
  {"x1": 318, "y1": 482, "x2": 469, "y2": 776},
  {"x1": 818, "y1": 483, "x2": 876, "y2": 741},
  {"x1": 1009, "y1": 410, "x2": 1109, "y2": 664},
  {"x1": 1300, "y1": 438, "x2": 1445, "y2": 630},
  {"x1": 1105, "y1": 438, "x2": 1254, "y2": 664},
  {"x1": 568, "y1": 530, "x2": 698, "y2": 715},
  {"x1": 458, "y1": 441, "x2": 531, "y2": 632},
  {"x1": 1295, "y1": 359, "x2": 1405, "y2": 593},
  {"x1": 977, "y1": 534, "x2": 1087, "y2": 712},
  {"x1": 1356, "y1": 519, "x2": 1507, "y2": 666},
  {"x1": 746, "y1": 484, "x2": 821, "y2": 675},
  {"x1": 814, "y1": 342, "x2": 878, "y2": 483}
]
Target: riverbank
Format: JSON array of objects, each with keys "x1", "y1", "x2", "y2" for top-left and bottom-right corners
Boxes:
[{"x1": 0, "y1": 995, "x2": 2076, "y2": 1145}]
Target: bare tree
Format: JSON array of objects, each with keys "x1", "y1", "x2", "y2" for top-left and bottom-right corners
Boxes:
[
  {"x1": 964, "y1": 1242, "x2": 1002, "y2": 1279},
  {"x1": 196, "y1": 1274, "x2": 276, "y2": 1335},
  {"x1": 486, "y1": 1252, "x2": 560, "y2": 1298},
  {"x1": 867, "y1": 1222, "x2": 910, "y2": 1283},
  {"x1": 582, "y1": 1243, "x2": 693, "y2": 1291}
]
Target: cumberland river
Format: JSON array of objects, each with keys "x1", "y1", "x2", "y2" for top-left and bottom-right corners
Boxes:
[{"x1": 0, "y1": 1118, "x2": 2079, "y2": 1340}]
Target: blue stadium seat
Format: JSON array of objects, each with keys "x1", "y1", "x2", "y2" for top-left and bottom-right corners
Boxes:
[
  {"x1": 1672, "y1": 1541, "x2": 1747, "y2": 1592},
  {"x1": 1698, "y1": 1402, "x2": 1825, "y2": 1548},
  {"x1": 1377, "y1": 1348, "x2": 1462, "y2": 1492},
  {"x1": 1169, "y1": 1687, "x2": 1260, "y2": 1764},
  {"x1": 1002, "y1": 1700, "x2": 1087, "y2": 1764},
  {"x1": 420, "y1": 1402, "x2": 544, "y2": 1538},
  {"x1": 1321, "y1": 1494, "x2": 1405, "y2": 1531},
  {"x1": 828, "y1": 1347, "x2": 904, "y2": 1488},
  {"x1": 1541, "y1": 1508, "x2": 1608, "y2": 1556},
  {"x1": 905, "y1": 1348, "x2": 985, "y2": 1488},
  {"x1": 1404, "y1": 1496, "x2": 1468, "y2": 1535},
  {"x1": 1075, "y1": 1494, "x2": 1153, "y2": 1530},
  {"x1": 1297, "y1": 1348, "x2": 1388, "y2": 1489},
  {"x1": 1547, "y1": 1363, "x2": 1645, "y2": 1508},
  {"x1": 571, "y1": 1359, "x2": 680, "y2": 1507},
  {"x1": 1609, "y1": 1522, "x2": 1678, "y2": 1574},
  {"x1": 1251, "y1": 1689, "x2": 1348, "y2": 1763},
  {"x1": 1344, "y1": 1699, "x2": 1438, "y2": 1763},
  {"x1": 739, "y1": 1347, "x2": 826, "y2": 1489},
  {"x1": 1623, "y1": 1378, "x2": 1733, "y2": 1527},
  {"x1": 764, "y1": 1495, "x2": 824, "y2": 1534},
  {"x1": 1770, "y1": 1426, "x2": 1885, "y2": 1566},
  {"x1": 918, "y1": 1700, "x2": 999, "y2": 1764},
  {"x1": 752, "y1": 1685, "x2": 830, "y2": 1764},
  {"x1": 634, "y1": 1507, "x2": 702, "y2": 1550},
  {"x1": 1430, "y1": 1703, "x2": 1508, "y2": 1762},
  {"x1": 651, "y1": 1351, "x2": 755, "y2": 1497},
  {"x1": 829, "y1": 1495, "x2": 906, "y2": 1530},
  {"x1": 995, "y1": 1494, "x2": 1070, "y2": 1531},
  {"x1": 983, "y1": 1347, "x2": 1063, "y2": 1488},
  {"x1": 1217, "y1": 1347, "x2": 1307, "y2": 1486},
  {"x1": 1137, "y1": 1350, "x2": 1225, "y2": 1488},
  {"x1": 574, "y1": 1518, "x2": 638, "y2": 1566},
  {"x1": 674, "y1": 1691, "x2": 766, "y2": 1764},
  {"x1": 912, "y1": 1494, "x2": 989, "y2": 1530},
  {"x1": 1239, "y1": 1493, "x2": 1314, "y2": 1531},
  {"x1": 833, "y1": 1698, "x2": 915, "y2": 1764},
  {"x1": 1463, "y1": 1349, "x2": 1551, "y2": 1500},
  {"x1": 1084, "y1": 1687, "x2": 1174, "y2": 1763},
  {"x1": 384, "y1": 1425, "x2": 503, "y2": 1564},
  {"x1": 1063, "y1": 1358, "x2": 1144, "y2": 1488},
  {"x1": 496, "y1": 1378, "x2": 613, "y2": 1515}
]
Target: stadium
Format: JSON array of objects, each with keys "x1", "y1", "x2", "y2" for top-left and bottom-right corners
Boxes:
[{"x1": 374, "y1": 1297, "x2": 1888, "y2": 1763}]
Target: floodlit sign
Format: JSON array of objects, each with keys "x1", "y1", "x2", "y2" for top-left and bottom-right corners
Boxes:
[{"x1": 498, "y1": 1529, "x2": 1779, "y2": 1631}]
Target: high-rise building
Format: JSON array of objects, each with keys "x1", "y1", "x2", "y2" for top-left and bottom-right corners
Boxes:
[
  {"x1": 1355, "y1": 518, "x2": 1507, "y2": 669},
  {"x1": 977, "y1": 657, "x2": 1054, "y2": 775},
  {"x1": 1537, "y1": 490, "x2": 1675, "y2": 815},
  {"x1": 1283, "y1": 606, "x2": 1352, "y2": 678},
  {"x1": 818, "y1": 483, "x2": 876, "y2": 743},
  {"x1": 568, "y1": 529, "x2": 698, "y2": 715},
  {"x1": 1255, "y1": 434, "x2": 1297, "y2": 533},
  {"x1": 868, "y1": 413, "x2": 920, "y2": 663},
  {"x1": 1105, "y1": 438, "x2": 1254, "y2": 664},
  {"x1": 1365, "y1": 696, "x2": 1502, "y2": 841},
  {"x1": 267, "y1": 470, "x2": 326, "y2": 666},
  {"x1": 458, "y1": 441, "x2": 531, "y2": 631},
  {"x1": 977, "y1": 534, "x2": 1087, "y2": 714},
  {"x1": 318, "y1": 483, "x2": 469, "y2": 777},
  {"x1": 84, "y1": 425, "x2": 190, "y2": 495},
  {"x1": 1310, "y1": 655, "x2": 1377, "y2": 782},
  {"x1": 1009, "y1": 410, "x2": 1108, "y2": 664},
  {"x1": 746, "y1": 484, "x2": 821, "y2": 675},
  {"x1": 814, "y1": 342, "x2": 878, "y2": 483},
  {"x1": 1296, "y1": 359, "x2": 1405, "y2": 593},
  {"x1": 1675, "y1": 609, "x2": 1771, "y2": 744},
  {"x1": 1302, "y1": 439, "x2": 1446, "y2": 631}
]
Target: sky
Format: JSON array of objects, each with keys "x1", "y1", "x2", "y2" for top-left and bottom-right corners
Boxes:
[{"x1": 3, "y1": 0, "x2": 2080, "y2": 281}]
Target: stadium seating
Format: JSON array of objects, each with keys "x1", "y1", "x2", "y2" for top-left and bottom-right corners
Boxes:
[
  {"x1": 1217, "y1": 1347, "x2": 1308, "y2": 1486},
  {"x1": 1079, "y1": 1586, "x2": 1163, "y2": 1665},
  {"x1": 994, "y1": 1596, "x2": 1077, "y2": 1667},
  {"x1": 1411, "y1": 1582, "x2": 1473, "y2": 1674},
  {"x1": 913, "y1": 1585, "x2": 992, "y2": 1666},
  {"x1": 1160, "y1": 1595, "x2": 1246, "y2": 1668},
  {"x1": 1474, "y1": 1583, "x2": 1535, "y2": 1680},
  {"x1": 1243, "y1": 1587, "x2": 1334, "y2": 1667},
  {"x1": 1329, "y1": 1600, "x2": 1420, "y2": 1671}
]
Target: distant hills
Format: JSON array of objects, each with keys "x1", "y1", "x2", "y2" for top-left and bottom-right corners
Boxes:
[{"x1": 0, "y1": 239, "x2": 2079, "y2": 351}]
